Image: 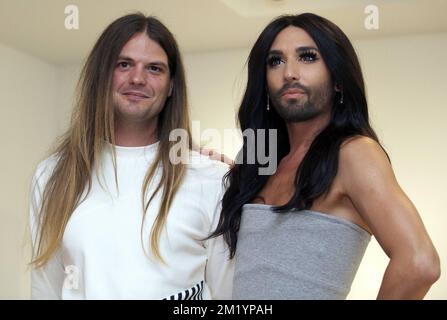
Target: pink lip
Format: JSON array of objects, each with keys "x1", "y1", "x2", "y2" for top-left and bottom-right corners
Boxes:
[
  {"x1": 122, "y1": 91, "x2": 150, "y2": 98},
  {"x1": 282, "y1": 89, "x2": 305, "y2": 97}
]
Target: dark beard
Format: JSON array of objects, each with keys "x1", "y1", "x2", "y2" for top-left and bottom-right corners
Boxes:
[{"x1": 271, "y1": 81, "x2": 333, "y2": 123}]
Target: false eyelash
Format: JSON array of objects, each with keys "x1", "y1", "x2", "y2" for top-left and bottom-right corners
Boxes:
[
  {"x1": 266, "y1": 55, "x2": 282, "y2": 66},
  {"x1": 299, "y1": 50, "x2": 318, "y2": 61}
]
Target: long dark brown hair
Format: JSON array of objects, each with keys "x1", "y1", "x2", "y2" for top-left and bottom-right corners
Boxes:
[{"x1": 210, "y1": 13, "x2": 387, "y2": 258}]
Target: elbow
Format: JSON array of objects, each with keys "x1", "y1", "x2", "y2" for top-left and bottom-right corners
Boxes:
[
  {"x1": 423, "y1": 257, "x2": 441, "y2": 285},
  {"x1": 408, "y1": 250, "x2": 441, "y2": 286}
]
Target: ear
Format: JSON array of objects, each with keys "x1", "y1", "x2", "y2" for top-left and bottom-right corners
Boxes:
[{"x1": 168, "y1": 81, "x2": 173, "y2": 97}]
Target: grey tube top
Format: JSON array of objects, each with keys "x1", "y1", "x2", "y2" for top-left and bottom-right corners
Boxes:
[{"x1": 232, "y1": 204, "x2": 371, "y2": 300}]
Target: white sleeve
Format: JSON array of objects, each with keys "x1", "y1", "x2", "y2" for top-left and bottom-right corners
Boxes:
[
  {"x1": 29, "y1": 164, "x2": 65, "y2": 300},
  {"x1": 31, "y1": 255, "x2": 65, "y2": 300},
  {"x1": 204, "y1": 188, "x2": 235, "y2": 300}
]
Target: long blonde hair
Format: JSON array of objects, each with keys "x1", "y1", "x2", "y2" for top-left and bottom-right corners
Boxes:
[{"x1": 32, "y1": 13, "x2": 191, "y2": 267}]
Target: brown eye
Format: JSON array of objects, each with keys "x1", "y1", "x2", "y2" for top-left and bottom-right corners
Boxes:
[
  {"x1": 117, "y1": 61, "x2": 130, "y2": 69},
  {"x1": 267, "y1": 56, "x2": 283, "y2": 67},
  {"x1": 147, "y1": 65, "x2": 162, "y2": 73}
]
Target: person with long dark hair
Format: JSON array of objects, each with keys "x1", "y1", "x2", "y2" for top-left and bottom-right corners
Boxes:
[{"x1": 210, "y1": 13, "x2": 440, "y2": 299}]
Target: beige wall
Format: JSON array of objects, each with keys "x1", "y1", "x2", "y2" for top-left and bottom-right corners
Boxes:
[
  {"x1": 350, "y1": 33, "x2": 447, "y2": 299},
  {"x1": 184, "y1": 48, "x2": 248, "y2": 157},
  {"x1": 0, "y1": 42, "x2": 58, "y2": 299},
  {"x1": 1, "y1": 32, "x2": 446, "y2": 299}
]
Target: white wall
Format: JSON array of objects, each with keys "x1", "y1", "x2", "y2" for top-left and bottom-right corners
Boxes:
[
  {"x1": 54, "y1": 64, "x2": 82, "y2": 134},
  {"x1": 349, "y1": 33, "x2": 447, "y2": 299},
  {"x1": 0, "y1": 42, "x2": 59, "y2": 299},
  {"x1": 184, "y1": 48, "x2": 248, "y2": 158},
  {"x1": 2, "y1": 32, "x2": 446, "y2": 299}
]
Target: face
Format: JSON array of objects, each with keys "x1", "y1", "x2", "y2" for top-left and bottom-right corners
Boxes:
[
  {"x1": 266, "y1": 26, "x2": 334, "y2": 122},
  {"x1": 112, "y1": 32, "x2": 172, "y2": 125}
]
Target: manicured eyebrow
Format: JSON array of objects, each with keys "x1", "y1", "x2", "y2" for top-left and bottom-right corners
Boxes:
[
  {"x1": 267, "y1": 49, "x2": 283, "y2": 56},
  {"x1": 268, "y1": 46, "x2": 320, "y2": 56},
  {"x1": 296, "y1": 46, "x2": 319, "y2": 53}
]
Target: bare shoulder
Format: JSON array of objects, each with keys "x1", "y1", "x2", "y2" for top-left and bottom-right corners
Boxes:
[
  {"x1": 338, "y1": 135, "x2": 395, "y2": 192},
  {"x1": 341, "y1": 135, "x2": 384, "y2": 155},
  {"x1": 339, "y1": 135, "x2": 389, "y2": 167}
]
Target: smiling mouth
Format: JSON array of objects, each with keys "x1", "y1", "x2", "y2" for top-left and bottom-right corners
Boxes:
[{"x1": 122, "y1": 91, "x2": 150, "y2": 99}]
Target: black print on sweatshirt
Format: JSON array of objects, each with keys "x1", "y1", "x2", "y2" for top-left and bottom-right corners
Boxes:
[{"x1": 163, "y1": 280, "x2": 204, "y2": 300}]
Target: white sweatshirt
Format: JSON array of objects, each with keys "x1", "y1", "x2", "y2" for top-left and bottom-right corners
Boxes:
[{"x1": 29, "y1": 142, "x2": 234, "y2": 299}]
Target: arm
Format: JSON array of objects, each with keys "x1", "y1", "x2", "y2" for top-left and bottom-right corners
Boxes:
[
  {"x1": 201, "y1": 148, "x2": 235, "y2": 167},
  {"x1": 339, "y1": 137, "x2": 440, "y2": 299},
  {"x1": 29, "y1": 165, "x2": 65, "y2": 300},
  {"x1": 204, "y1": 177, "x2": 235, "y2": 300},
  {"x1": 192, "y1": 141, "x2": 235, "y2": 167},
  {"x1": 31, "y1": 255, "x2": 65, "y2": 300},
  {"x1": 205, "y1": 229, "x2": 235, "y2": 300}
]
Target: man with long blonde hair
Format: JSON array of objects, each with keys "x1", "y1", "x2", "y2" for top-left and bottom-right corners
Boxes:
[{"x1": 29, "y1": 13, "x2": 233, "y2": 299}]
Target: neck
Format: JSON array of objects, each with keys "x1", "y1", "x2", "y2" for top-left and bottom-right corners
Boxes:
[
  {"x1": 114, "y1": 117, "x2": 158, "y2": 147},
  {"x1": 286, "y1": 111, "x2": 331, "y2": 157}
]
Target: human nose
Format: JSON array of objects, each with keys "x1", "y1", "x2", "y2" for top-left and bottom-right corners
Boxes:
[
  {"x1": 130, "y1": 65, "x2": 147, "y2": 85},
  {"x1": 284, "y1": 61, "x2": 300, "y2": 82}
]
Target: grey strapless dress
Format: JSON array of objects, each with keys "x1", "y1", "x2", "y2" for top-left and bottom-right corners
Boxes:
[{"x1": 232, "y1": 204, "x2": 371, "y2": 300}]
